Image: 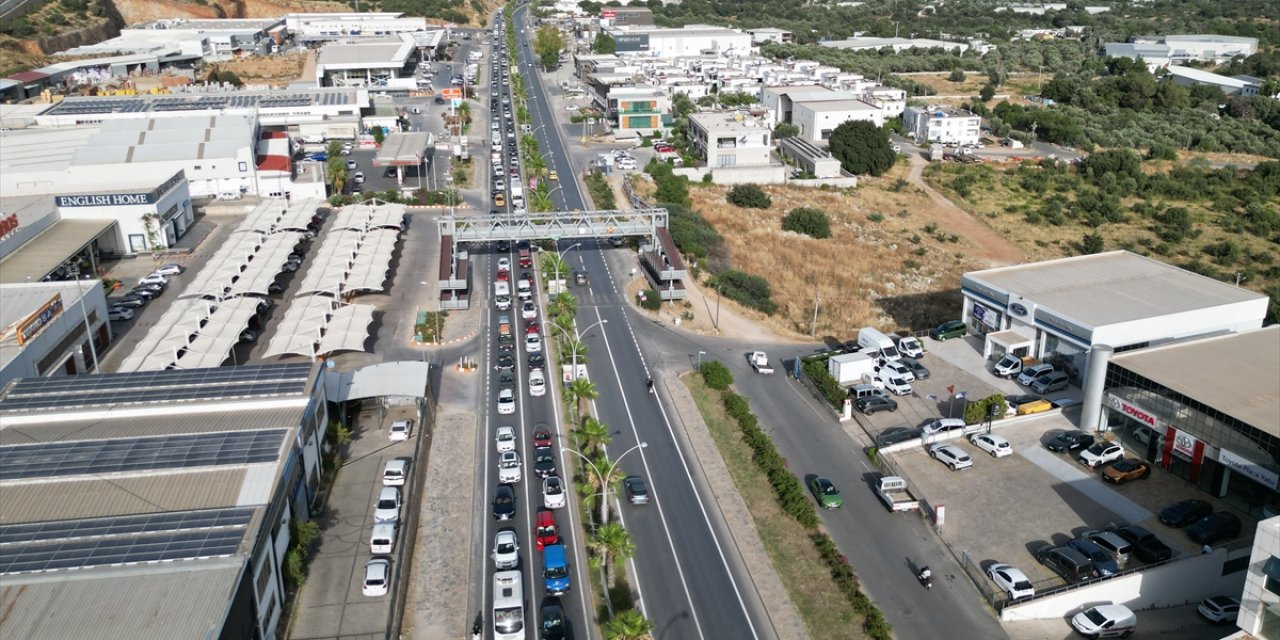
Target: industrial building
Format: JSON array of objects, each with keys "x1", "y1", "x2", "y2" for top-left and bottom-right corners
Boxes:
[
  {"x1": 315, "y1": 34, "x2": 419, "y2": 89},
  {"x1": 0, "y1": 281, "x2": 110, "y2": 387},
  {"x1": 603, "y1": 25, "x2": 754, "y2": 58}
]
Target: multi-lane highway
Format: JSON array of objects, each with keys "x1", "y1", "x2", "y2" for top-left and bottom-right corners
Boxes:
[{"x1": 504, "y1": 5, "x2": 776, "y2": 639}]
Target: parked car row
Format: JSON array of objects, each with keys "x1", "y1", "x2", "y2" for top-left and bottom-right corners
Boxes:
[{"x1": 366, "y1": 448, "x2": 413, "y2": 597}]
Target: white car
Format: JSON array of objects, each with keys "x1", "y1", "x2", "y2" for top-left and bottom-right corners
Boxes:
[
  {"x1": 153, "y1": 263, "x2": 185, "y2": 276},
  {"x1": 352, "y1": 171, "x2": 365, "y2": 184},
  {"x1": 373, "y1": 486, "x2": 402, "y2": 523},
  {"x1": 969, "y1": 433, "x2": 1013, "y2": 458},
  {"x1": 1078, "y1": 442, "x2": 1124, "y2": 468},
  {"x1": 495, "y1": 295, "x2": 512, "y2": 311},
  {"x1": 525, "y1": 333, "x2": 542, "y2": 354},
  {"x1": 389, "y1": 419, "x2": 412, "y2": 442},
  {"x1": 880, "y1": 360, "x2": 915, "y2": 382},
  {"x1": 362, "y1": 558, "x2": 391, "y2": 596},
  {"x1": 543, "y1": 475, "x2": 567, "y2": 509},
  {"x1": 139, "y1": 273, "x2": 169, "y2": 287},
  {"x1": 929, "y1": 443, "x2": 973, "y2": 471},
  {"x1": 370, "y1": 523, "x2": 397, "y2": 554},
  {"x1": 986, "y1": 563, "x2": 1035, "y2": 600},
  {"x1": 346, "y1": 160, "x2": 358, "y2": 170},
  {"x1": 492, "y1": 528, "x2": 520, "y2": 569},
  {"x1": 498, "y1": 450, "x2": 522, "y2": 483},
  {"x1": 521, "y1": 300, "x2": 537, "y2": 320},
  {"x1": 107, "y1": 306, "x2": 135, "y2": 321},
  {"x1": 497, "y1": 257, "x2": 511, "y2": 272},
  {"x1": 880, "y1": 375, "x2": 913, "y2": 396},
  {"x1": 497, "y1": 388, "x2": 516, "y2": 415},
  {"x1": 528, "y1": 369, "x2": 546, "y2": 397},
  {"x1": 495, "y1": 425, "x2": 516, "y2": 452},
  {"x1": 493, "y1": 179, "x2": 506, "y2": 191},
  {"x1": 1071, "y1": 604, "x2": 1136, "y2": 638}
]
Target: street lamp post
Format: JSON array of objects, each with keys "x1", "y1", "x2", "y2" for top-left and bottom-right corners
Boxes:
[
  {"x1": 554, "y1": 242, "x2": 580, "y2": 280},
  {"x1": 561, "y1": 441, "x2": 647, "y2": 526},
  {"x1": 546, "y1": 316, "x2": 604, "y2": 381}
]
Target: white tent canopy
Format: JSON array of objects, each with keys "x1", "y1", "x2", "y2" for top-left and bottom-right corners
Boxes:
[
  {"x1": 296, "y1": 230, "x2": 360, "y2": 296},
  {"x1": 332, "y1": 201, "x2": 405, "y2": 231},
  {"x1": 317, "y1": 304, "x2": 375, "y2": 354},
  {"x1": 263, "y1": 296, "x2": 374, "y2": 359},
  {"x1": 346, "y1": 228, "x2": 398, "y2": 292},
  {"x1": 172, "y1": 298, "x2": 262, "y2": 369},
  {"x1": 116, "y1": 299, "x2": 214, "y2": 372},
  {"x1": 183, "y1": 234, "x2": 261, "y2": 299},
  {"x1": 240, "y1": 197, "x2": 324, "y2": 234},
  {"x1": 224, "y1": 231, "x2": 303, "y2": 297},
  {"x1": 117, "y1": 298, "x2": 261, "y2": 372}
]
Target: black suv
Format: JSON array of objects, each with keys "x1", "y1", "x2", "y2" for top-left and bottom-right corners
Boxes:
[{"x1": 856, "y1": 395, "x2": 899, "y2": 416}]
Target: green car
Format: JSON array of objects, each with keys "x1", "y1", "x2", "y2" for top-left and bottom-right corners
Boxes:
[
  {"x1": 809, "y1": 477, "x2": 844, "y2": 509},
  {"x1": 930, "y1": 320, "x2": 968, "y2": 341}
]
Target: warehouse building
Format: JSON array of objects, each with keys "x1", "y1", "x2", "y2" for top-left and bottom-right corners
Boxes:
[
  {"x1": 0, "y1": 280, "x2": 110, "y2": 387},
  {"x1": 604, "y1": 25, "x2": 754, "y2": 58}
]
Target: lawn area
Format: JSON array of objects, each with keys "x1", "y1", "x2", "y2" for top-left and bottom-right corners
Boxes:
[{"x1": 684, "y1": 373, "x2": 869, "y2": 640}]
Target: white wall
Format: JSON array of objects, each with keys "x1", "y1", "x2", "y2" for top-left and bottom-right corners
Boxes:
[
  {"x1": 792, "y1": 103, "x2": 883, "y2": 143},
  {"x1": 1001, "y1": 547, "x2": 1250, "y2": 622},
  {"x1": 1093, "y1": 298, "x2": 1268, "y2": 348},
  {"x1": 1237, "y1": 516, "x2": 1280, "y2": 637}
]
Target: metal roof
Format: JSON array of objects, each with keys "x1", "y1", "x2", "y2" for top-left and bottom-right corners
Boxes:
[
  {"x1": 0, "y1": 219, "x2": 115, "y2": 284},
  {"x1": 0, "y1": 562, "x2": 243, "y2": 639},
  {"x1": 374, "y1": 132, "x2": 432, "y2": 165},
  {"x1": 964, "y1": 251, "x2": 1267, "y2": 328},
  {"x1": 0, "y1": 467, "x2": 252, "y2": 525},
  {"x1": 1111, "y1": 326, "x2": 1280, "y2": 436},
  {"x1": 0, "y1": 406, "x2": 305, "y2": 447}
]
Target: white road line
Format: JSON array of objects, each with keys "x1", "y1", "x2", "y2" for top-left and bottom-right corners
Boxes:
[{"x1": 599, "y1": 305, "x2": 763, "y2": 640}]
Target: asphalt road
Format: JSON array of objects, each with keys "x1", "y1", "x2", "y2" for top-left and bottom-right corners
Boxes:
[
  {"x1": 513, "y1": 6, "x2": 775, "y2": 640},
  {"x1": 471, "y1": 19, "x2": 596, "y2": 640}
]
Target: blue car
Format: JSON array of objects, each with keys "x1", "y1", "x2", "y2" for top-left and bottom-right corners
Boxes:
[{"x1": 543, "y1": 544, "x2": 571, "y2": 595}]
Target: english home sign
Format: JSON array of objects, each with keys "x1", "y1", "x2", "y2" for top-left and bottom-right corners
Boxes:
[{"x1": 55, "y1": 171, "x2": 185, "y2": 208}]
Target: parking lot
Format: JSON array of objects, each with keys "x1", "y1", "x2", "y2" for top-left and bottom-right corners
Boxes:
[{"x1": 867, "y1": 336, "x2": 1256, "y2": 601}]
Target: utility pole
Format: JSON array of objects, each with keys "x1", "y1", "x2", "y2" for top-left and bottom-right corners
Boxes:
[{"x1": 810, "y1": 290, "x2": 820, "y2": 337}]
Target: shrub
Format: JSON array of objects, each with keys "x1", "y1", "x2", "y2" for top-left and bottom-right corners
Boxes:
[
  {"x1": 665, "y1": 203, "x2": 724, "y2": 259},
  {"x1": 727, "y1": 184, "x2": 772, "y2": 209},
  {"x1": 1080, "y1": 232, "x2": 1104, "y2": 254},
  {"x1": 782, "y1": 207, "x2": 832, "y2": 238},
  {"x1": 584, "y1": 171, "x2": 616, "y2": 209},
  {"x1": 948, "y1": 69, "x2": 966, "y2": 82},
  {"x1": 710, "y1": 269, "x2": 777, "y2": 315},
  {"x1": 801, "y1": 356, "x2": 846, "y2": 408},
  {"x1": 963, "y1": 394, "x2": 1007, "y2": 425},
  {"x1": 699, "y1": 360, "x2": 734, "y2": 390},
  {"x1": 639, "y1": 289, "x2": 662, "y2": 310}
]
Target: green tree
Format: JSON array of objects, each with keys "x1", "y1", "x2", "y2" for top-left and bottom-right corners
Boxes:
[
  {"x1": 593, "y1": 31, "x2": 616, "y2": 54},
  {"x1": 979, "y1": 83, "x2": 996, "y2": 102},
  {"x1": 591, "y1": 522, "x2": 636, "y2": 586},
  {"x1": 828, "y1": 120, "x2": 896, "y2": 176},
  {"x1": 773, "y1": 122, "x2": 800, "y2": 139},
  {"x1": 565, "y1": 377, "x2": 599, "y2": 416},
  {"x1": 604, "y1": 609, "x2": 654, "y2": 640},
  {"x1": 372, "y1": 127, "x2": 386, "y2": 145},
  {"x1": 727, "y1": 184, "x2": 772, "y2": 209},
  {"x1": 576, "y1": 417, "x2": 612, "y2": 455},
  {"x1": 534, "y1": 25, "x2": 565, "y2": 69},
  {"x1": 560, "y1": 337, "x2": 589, "y2": 367},
  {"x1": 1080, "y1": 232, "x2": 1104, "y2": 254},
  {"x1": 549, "y1": 291, "x2": 577, "y2": 319},
  {"x1": 782, "y1": 207, "x2": 832, "y2": 238},
  {"x1": 948, "y1": 69, "x2": 966, "y2": 82}
]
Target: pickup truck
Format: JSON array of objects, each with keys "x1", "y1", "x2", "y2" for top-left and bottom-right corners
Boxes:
[
  {"x1": 875, "y1": 476, "x2": 919, "y2": 513},
  {"x1": 748, "y1": 351, "x2": 774, "y2": 374},
  {"x1": 1111, "y1": 524, "x2": 1174, "y2": 563}
]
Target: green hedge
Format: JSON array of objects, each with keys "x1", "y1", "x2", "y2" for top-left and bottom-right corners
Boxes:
[
  {"x1": 701, "y1": 376, "x2": 892, "y2": 640},
  {"x1": 699, "y1": 361, "x2": 733, "y2": 390},
  {"x1": 801, "y1": 356, "x2": 846, "y2": 408},
  {"x1": 963, "y1": 393, "x2": 1008, "y2": 425}
]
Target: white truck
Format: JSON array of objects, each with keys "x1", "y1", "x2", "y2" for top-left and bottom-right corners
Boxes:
[
  {"x1": 874, "y1": 476, "x2": 920, "y2": 512},
  {"x1": 509, "y1": 185, "x2": 525, "y2": 211},
  {"x1": 1004, "y1": 138, "x2": 1025, "y2": 150},
  {"x1": 748, "y1": 351, "x2": 774, "y2": 374},
  {"x1": 828, "y1": 352, "x2": 877, "y2": 385},
  {"x1": 858, "y1": 327, "x2": 901, "y2": 362}
]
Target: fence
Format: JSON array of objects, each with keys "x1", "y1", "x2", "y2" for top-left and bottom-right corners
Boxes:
[{"x1": 621, "y1": 174, "x2": 650, "y2": 209}]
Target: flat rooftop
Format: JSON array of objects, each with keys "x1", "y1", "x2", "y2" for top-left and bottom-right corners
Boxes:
[
  {"x1": 689, "y1": 112, "x2": 765, "y2": 132},
  {"x1": 1111, "y1": 326, "x2": 1280, "y2": 436},
  {"x1": 42, "y1": 89, "x2": 358, "y2": 118},
  {"x1": 966, "y1": 251, "x2": 1268, "y2": 328},
  {"x1": 797, "y1": 99, "x2": 878, "y2": 112},
  {"x1": 317, "y1": 37, "x2": 413, "y2": 68}
]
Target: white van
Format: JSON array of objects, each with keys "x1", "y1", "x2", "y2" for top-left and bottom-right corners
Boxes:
[
  {"x1": 858, "y1": 327, "x2": 900, "y2": 361},
  {"x1": 492, "y1": 570, "x2": 525, "y2": 640},
  {"x1": 494, "y1": 280, "x2": 511, "y2": 297}
]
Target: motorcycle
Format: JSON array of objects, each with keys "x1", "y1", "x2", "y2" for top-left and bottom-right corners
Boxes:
[{"x1": 918, "y1": 568, "x2": 933, "y2": 590}]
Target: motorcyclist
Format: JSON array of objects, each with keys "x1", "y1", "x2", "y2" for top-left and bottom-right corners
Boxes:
[
  {"x1": 918, "y1": 566, "x2": 932, "y2": 582},
  {"x1": 646, "y1": 378, "x2": 654, "y2": 394}
]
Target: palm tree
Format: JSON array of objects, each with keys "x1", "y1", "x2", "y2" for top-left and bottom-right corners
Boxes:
[
  {"x1": 590, "y1": 522, "x2": 636, "y2": 586},
  {"x1": 604, "y1": 609, "x2": 653, "y2": 640},
  {"x1": 529, "y1": 187, "x2": 553, "y2": 213},
  {"x1": 559, "y1": 338, "x2": 588, "y2": 367},
  {"x1": 549, "y1": 291, "x2": 577, "y2": 318},
  {"x1": 564, "y1": 377, "x2": 598, "y2": 416},
  {"x1": 577, "y1": 417, "x2": 611, "y2": 455}
]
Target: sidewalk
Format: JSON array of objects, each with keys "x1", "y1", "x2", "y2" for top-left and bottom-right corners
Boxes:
[
  {"x1": 660, "y1": 375, "x2": 808, "y2": 640},
  {"x1": 1004, "y1": 603, "x2": 1225, "y2": 640},
  {"x1": 403, "y1": 367, "x2": 482, "y2": 639}
]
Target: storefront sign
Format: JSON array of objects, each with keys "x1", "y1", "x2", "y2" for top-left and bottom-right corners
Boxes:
[
  {"x1": 1105, "y1": 395, "x2": 1158, "y2": 428},
  {"x1": 1219, "y1": 448, "x2": 1280, "y2": 490},
  {"x1": 614, "y1": 34, "x2": 650, "y2": 52},
  {"x1": 971, "y1": 304, "x2": 1000, "y2": 330},
  {"x1": 1009, "y1": 303, "x2": 1028, "y2": 317},
  {"x1": 1172, "y1": 428, "x2": 1198, "y2": 458},
  {"x1": 55, "y1": 171, "x2": 186, "y2": 209},
  {"x1": 17, "y1": 294, "x2": 64, "y2": 345},
  {"x1": 0, "y1": 213, "x2": 19, "y2": 240},
  {"x1": 600, "y1": 9, "x2": 616, "y2": 17}
]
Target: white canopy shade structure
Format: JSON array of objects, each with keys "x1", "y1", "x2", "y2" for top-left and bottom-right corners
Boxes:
[
  {"x1": 296, "y1": 230, "x2": 360, "y2": 296},
  {"x1": 263, "y1": 296, "x2": 375, "y2": 359},
  {"x1": 171, "y1": 298, "x2": 262, "y2": 369},
  {"x1": 346, "y1": 228, "x2": 398, "y2": 292},
  {"x1": 116, "y1": 299, "x2": 218, "y2": 372},
  {"x1": 332, "y1": 201, "x2": 406, "y2": 231},
  {"x1": 224, "y1": 231, "x2": 304, "y2": 297},
  {"x1": 240, "y1": 197, "x2": 325, "y2": 234},
  {"x1": 182, "y1": 234, "x2": 262, "y2": 300}
]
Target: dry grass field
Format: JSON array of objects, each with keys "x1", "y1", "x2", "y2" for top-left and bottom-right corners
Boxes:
[{"x1": 633, "y1": 165, "x2": 988, "y2": 339}]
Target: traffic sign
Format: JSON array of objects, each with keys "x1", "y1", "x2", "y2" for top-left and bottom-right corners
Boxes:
[
  {"x1": 450, "y1": 98, "x2": 462, "y2": 108},
  {"x1": 441, "y1": 87, "x2": 463, "y2": 99}
]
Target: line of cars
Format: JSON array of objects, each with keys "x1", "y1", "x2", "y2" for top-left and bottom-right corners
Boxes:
[
  {"x1": 363, "y1": 421, "x2": 414, "y2": 597},
  {"x1": 107, "y1": 264, "x2": 185, "y2": 321}
]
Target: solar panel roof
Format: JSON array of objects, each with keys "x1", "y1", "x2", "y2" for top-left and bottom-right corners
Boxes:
[
  {"x1": 0, "y1": 527, "x2": 245, "y2": 575},
  {"x1": 0, "y1": 507, "x2": 255, "y2": 546},
  {"x1": 0, "y1": 429, "x2": 288, "y2": 481},
  {"x1": 0, "y1": 363, "x2": 311, "y2": 414}
]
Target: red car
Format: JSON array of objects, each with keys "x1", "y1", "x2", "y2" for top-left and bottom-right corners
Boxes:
[
  {"x1": 525, "y1": 321, "x2": 540, "y2": 335},
  {"x1": 535, "y1": 509, "x2": 559, "y2": 550},
  {"x1": 532, "y1": 422, "x2": 552, "y2": 448},
  {"x1": 495, "y1": 270, "x2": 509, "y2": 282},
  {"x1": 519, "y1": 252, "x2": 532, "y2": 268}
]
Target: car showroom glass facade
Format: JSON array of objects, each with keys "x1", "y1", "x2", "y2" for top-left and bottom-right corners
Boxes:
[{"x1": 1103, "y1": 364, "x2": 1280, "y2": 520}]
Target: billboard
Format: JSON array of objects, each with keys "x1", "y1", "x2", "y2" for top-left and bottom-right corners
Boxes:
[{"x1": 614, "y1": 34, "x2": 650, "y2": 52}]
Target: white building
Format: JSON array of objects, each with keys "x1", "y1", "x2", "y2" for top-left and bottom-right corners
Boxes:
[
  {"x1": 605, "y1": 25, "x2": 754, "y2": 58},
  {"x1": 287, "y1": 12, "x2": 428, "y2": 43},
  {"x1": 960, "y1": 250, "x2": 1269, "y2": 389},
  {"x1": 819, "y1": 37, "x2": 970, "y2": 54},
  {"x1": 1164, "y1": 34, "x2": 1259, "y2": 63},
  {"x1": 792, "y1": 99, "x2": 883, "y2": 143},
  {"x1": 1165, "y1": 65, "x2": 1262, "y2": 96},
  {"x1": 316, "y1": 34, "x2": 418, "y2": 88},
  {"x1": 0, "y1": 280, "x2": 110, "y2": 384},
  {"x1": 863, "y1": 86, "x2": 907, "y2": 118},
  {"x1": 62, "y1": 18, "x2": 283, "y2": 61},
  {"x1": 686, "y1": 112, "x2": 772, "y2": 167},
  {"x1": 747, "y1": 28, "x2": 794, "y2": 45},
  {"x1": 903, "y1": 106, "x2": 981, "y2": 145},
  {"x1": 1240, "y1": 516, "x2": 1280, "y2": 638}
]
